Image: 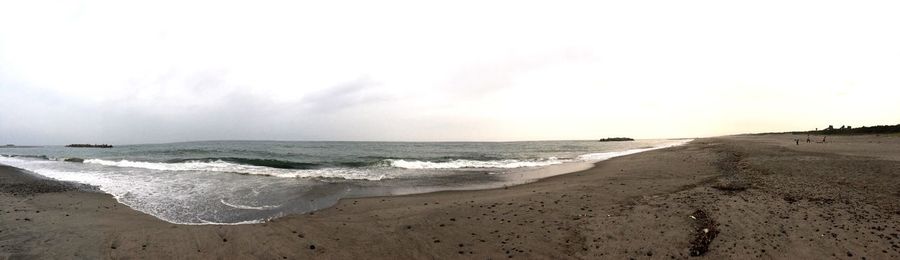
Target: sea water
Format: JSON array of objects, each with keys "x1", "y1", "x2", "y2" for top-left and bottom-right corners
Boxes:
[{"x1": 0, "y1": 139, "x2": 689, "y2": 224}]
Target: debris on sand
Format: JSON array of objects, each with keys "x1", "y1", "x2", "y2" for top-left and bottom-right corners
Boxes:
[
  {"x1": 689, "y1": 209, "x2": 718, "y2": 256},
  {"x1": 712, "y1": 179, "x2": 750, "y2": 192}
]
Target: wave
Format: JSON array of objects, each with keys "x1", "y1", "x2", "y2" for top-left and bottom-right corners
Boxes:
[
  {"x1": 219, "y1": 199, "x2": 281, "y2": 210},
  {"x1": 63, "y1": 157, "x2": 85, "y2": 163},
  {"x1": 166, "y1": 157, "x2": 322, "y2": 169},
  {"x1": 83, "y1": 159, "x2": 387, "y2": 180},
  {"x1": 14, "y1": 140, "x2": 694, "y2": 181},
  {"x1": 577, "y1": 139, "x2": 692, "y2": 161},
  {"x1": 576, "y1": 149, "x2": 652, "y2": 161},
  {"x1": 388, "y1": 139, "x2": 693, "y2": 170},
  {"x1": 387, "y1": 158, "x2": 566, "y2": 169},
  {"x1": 1, "y1": 154, "x2": 50, "y2": 160}
]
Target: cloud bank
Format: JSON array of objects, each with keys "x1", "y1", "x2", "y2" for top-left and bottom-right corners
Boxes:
[{"x1": 1, "y1": 0, "x2": 899, "y2": 144}]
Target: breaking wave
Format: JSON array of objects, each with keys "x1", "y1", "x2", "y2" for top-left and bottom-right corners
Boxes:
[
  {"x1": 83, "y1": 159, "x2": 387, "y2": 180},
  {"x1": 387, "y1": 158, "x2": 566, "y2": 169}
]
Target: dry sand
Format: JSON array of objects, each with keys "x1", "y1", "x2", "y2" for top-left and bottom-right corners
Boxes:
[{"x1": 2, "y1": 135, "x2": 899, "y2": 259}]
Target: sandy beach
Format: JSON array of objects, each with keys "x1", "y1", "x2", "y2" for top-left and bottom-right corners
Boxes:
[{"x1": 2, "y1": 134, "x2": 899, "y2": 259}]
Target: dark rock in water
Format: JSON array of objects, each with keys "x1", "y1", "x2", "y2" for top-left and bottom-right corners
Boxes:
[
  {"x1": 64, "y1": 158, "x2": 85, "y2": 163},
  {"x1": 598, "y1": 137, "x2": 634, "y2": 142},
  {"x1": 66, "y1": 144, "x2": 113, "y2": 148}
]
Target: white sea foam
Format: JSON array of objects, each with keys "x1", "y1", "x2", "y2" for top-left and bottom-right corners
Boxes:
[
  {"x1": 386, "y1": 139, "x2": 693, "y2": 169},
  {"x1": 387, "y1": 158, "x2": 566, "y2": 169},
  {"x1": 577, "y1": 139, "x2": 692, "y2": 161},
  {"x1": 220, "y1": 199, "x2": 281, "y2": 210},
  {"x1": 0, "y1": 139, "x2": 695, "y2": 225},
  {"x1": 0, "y1": 155, "x2": 283, "y2": 225},
  {"x1": 194, "y1": 219, "x2": 267, "y2": 225},
  {"x1": 83, "y1": 159, "x2": 387, "y2": 180},
  {"x1": 576, "y1": 148, "x2": 653, "y2": 161}
]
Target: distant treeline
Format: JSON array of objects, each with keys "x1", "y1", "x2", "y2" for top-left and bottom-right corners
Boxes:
[
  {"x1": 66, "y1": 144, "x2": 114, "y2": 148},
  {"x1": 794, "y1": 124, "x2": 900, "y2": 135},
  {"x1": 598, "y1": 137, "x2": 634, "y2": 142}
]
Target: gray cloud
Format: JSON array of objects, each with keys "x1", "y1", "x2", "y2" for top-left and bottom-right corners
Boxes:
[
  {"x1": 23, "y1": 76, "x2": 400, "y2": 144},
  {"x1": 3, "y1": 1, "x2": 899, "y2": 144},
  {"x1": 299, "y1": 77, "x2": 390, "y2": 114}
]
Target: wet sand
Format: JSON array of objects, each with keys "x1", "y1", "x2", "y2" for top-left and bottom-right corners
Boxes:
[{"x1": 2, "y1": 135, "x2": 899, "y2": 259}]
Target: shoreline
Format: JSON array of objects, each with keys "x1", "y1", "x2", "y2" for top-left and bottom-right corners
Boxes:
[
  {"x1": 0, "y1": 139, "x2": 690, "y2": 225},
  {"x1": 2, "y1": 135, "x2": 899, "y2": 259}
]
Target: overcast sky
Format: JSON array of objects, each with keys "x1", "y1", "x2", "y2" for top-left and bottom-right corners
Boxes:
[{"x1": 1, "y1": 0, "x2": 899, "y2": 145}]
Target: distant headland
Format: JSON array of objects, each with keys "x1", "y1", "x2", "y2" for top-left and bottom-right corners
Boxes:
[
  {"x1": 598, "y1": 137, "x2": 634, "y2": 142},
  {"x1": 65, "y1": 144, "x2": 114, "y2": 148}
]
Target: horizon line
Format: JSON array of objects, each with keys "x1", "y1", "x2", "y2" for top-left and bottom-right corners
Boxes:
[{"x1": 3, "y1": 136, "x2": 700, "y2": 147}]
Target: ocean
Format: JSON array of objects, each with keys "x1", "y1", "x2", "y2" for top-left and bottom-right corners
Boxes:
[{"x1": 0, "y1": 139, "x2": 689, "y2": 224}]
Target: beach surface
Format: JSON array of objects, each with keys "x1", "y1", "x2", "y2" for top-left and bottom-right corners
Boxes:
[{"x1": 2, "y1": 135, "x2": 899, "y2": 259}]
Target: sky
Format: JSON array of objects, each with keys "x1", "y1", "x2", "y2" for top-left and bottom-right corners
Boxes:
[{"x1": 1, "y1": 0, "x2": 899, "y2": 145}]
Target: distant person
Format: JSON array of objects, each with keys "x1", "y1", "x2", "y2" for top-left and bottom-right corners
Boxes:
[
  {"x1": 806, "y1": 136, "x2": 811, "y2": 143},
  {"x1": 822, "y1": 136, "x2": 827, "y2": 143},
  {"x1": 795, "y1": 139, "x2": 800, "y2": 145}
]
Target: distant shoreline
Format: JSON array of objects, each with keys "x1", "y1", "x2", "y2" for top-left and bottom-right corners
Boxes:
[
  {"x1": 598, "y1": 137, "x2": 634, "y2": 142},
  {"x1": 3, "y1": 145, "x2": 40, "y2": 148}
]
